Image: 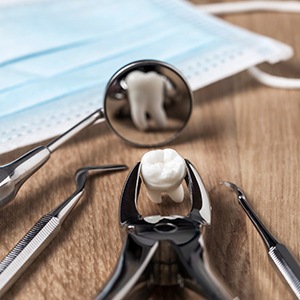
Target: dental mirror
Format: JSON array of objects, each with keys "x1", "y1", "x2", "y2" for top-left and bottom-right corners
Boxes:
[
  {"x1": 0, "y1": 60, "x2": 192, "y2": 208},
  {"x1": 105, "y1": 60, "x2": 192, "y2": 147}
]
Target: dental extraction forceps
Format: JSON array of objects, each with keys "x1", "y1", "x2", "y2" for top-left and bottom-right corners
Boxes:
[
  {"x1": 96, "y1": 161, "x2": 234, "y2": 300},
  {"x1": 222, "y1": 182, "x2": 300, "y2": 299},
  {"x1": 0, "y1": 164, "x2": 127, "y2": 298}
]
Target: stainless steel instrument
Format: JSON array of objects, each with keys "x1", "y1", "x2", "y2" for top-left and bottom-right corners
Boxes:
[
  {"x1": 96, "y1": 160, "x2": 234, "y2": 300},
  {"x1": 222, "y1": 181, "x2": 300, "y2": 299},
  {"x1": 0, "y1": 164, "x2": 127, "y2": 298}
]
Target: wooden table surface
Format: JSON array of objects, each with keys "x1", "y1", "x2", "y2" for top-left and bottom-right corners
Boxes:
[{"x1": 0, "y1": 1, "x2": 299, "y2": 299}]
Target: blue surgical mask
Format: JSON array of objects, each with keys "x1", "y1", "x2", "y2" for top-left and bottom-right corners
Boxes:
[{"x1": 0, "y1": 0, "x2": 292, "y2": 153}]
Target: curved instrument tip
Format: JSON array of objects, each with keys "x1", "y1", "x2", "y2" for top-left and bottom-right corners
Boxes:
[
  {"x1": 220, "y1": 181, "x2": 246, "y2": 199},
  {"x1": 75, "y1": 164, "x2": 128, "y2": 191}
]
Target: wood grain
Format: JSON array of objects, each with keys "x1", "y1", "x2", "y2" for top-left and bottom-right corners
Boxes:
[{"x1": 0, "y1": 1, "x2": 299, "y2": 299}]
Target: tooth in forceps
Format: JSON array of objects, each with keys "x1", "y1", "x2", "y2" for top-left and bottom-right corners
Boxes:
[
  {"x1": 96, "y1": 160, "x2": 234, "y2": 300},
  {"x1": 222, "y1": 182, "x2": 300, "y2": 299},
  {"x1": 0, "y1": 164, "x2": 127, "y2": 298}
]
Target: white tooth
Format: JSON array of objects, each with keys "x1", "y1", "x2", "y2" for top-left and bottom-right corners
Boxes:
[
  {"x1": 166, "y1": 185, "x2": 185, "y2": 203},
  {"x1": 125, "y1": 71, "x2": 167, "y2": 131},
  {"x1": 145, "y1": 189, "x2": 163, "y2": 204},
  {"x1": 140, "y1": 149, "x2": 186, "y2": 203}
]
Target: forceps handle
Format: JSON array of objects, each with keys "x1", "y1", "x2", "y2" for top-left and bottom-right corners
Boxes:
[
  {"x1": 0, "y1": 214, "x2": 61, "y2": 297},
  {"x1": 96, "y1": 234, "x2": 158, "y2": 300},
  {"x1": 177, "y1": 235, "x2": 233, "y2": 300}
]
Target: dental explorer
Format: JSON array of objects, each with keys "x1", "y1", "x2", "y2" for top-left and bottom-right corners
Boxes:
[
  {"x1": 222, "y1": 181, "x2": 300, "y2": 299},
  {"x1": 0, "y1": 164, "x2": 127, "y2": 297}
]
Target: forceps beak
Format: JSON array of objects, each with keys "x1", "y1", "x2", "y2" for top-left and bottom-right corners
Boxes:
[
  {"x1": 185, "y1": 160, "x2": 211, "y2": 225},
  {"x1": 119, "y1": 160, "x2": 212, "y2": 227}
]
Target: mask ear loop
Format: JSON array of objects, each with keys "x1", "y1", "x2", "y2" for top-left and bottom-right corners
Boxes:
[
  {"x1": 247, "y1": 67, "x2": 300, "y2": 89},
  {"x1": 197, "y1": 1, "x2": 300, "y2": 89}
]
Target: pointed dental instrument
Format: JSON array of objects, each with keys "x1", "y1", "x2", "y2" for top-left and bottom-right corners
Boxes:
[
  {"x1": 221, "y1": 181, "x2": 300, "y2": 299},
  {"x1": 0, "y1": 164, "x2": 127, "y2": 297}
]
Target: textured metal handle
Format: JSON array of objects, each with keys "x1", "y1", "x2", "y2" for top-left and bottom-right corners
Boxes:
[
  {"x1": 269, "y1": 244, "x2": 300, "y2": 298},
  {"x1": 0, "y1": 215, "x2": 60, "y2": 297}
]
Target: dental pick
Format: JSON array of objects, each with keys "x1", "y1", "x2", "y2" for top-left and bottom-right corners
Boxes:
[
  {"x1": 0, "y1": 164, "x2": 127, "y2": 297},
  {"x1": 221, "y1": 181, "x2": 300, "y2": 298}
]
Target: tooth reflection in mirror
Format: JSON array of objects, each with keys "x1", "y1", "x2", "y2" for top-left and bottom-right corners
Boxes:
[
  {"x1": 104, "y1": 60, "x2": 193, "y2": 147},
  {"x1": 125, "y1": 70, "x2": 168, "y2": 131}
]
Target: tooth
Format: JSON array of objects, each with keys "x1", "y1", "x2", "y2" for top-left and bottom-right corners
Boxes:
[
  {"x1": 125, "y1": 71, "x2": 167, "y2": 131},
  {"x1": 140, "y1": 149, "x2": 186, "y2": 203}
]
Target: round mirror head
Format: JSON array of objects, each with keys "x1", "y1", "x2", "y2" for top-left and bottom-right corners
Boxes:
[{"x1": 104, "y1": 60, "x2": 193, "y2": 147}]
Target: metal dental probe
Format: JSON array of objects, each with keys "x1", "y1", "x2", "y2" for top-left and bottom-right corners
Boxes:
[
  {"x1": 0, "y1": 164, "x2": 127, "y2": 297},
  {"x1": 221, "y1": 181, "x2": 300, "y2": 299}
]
